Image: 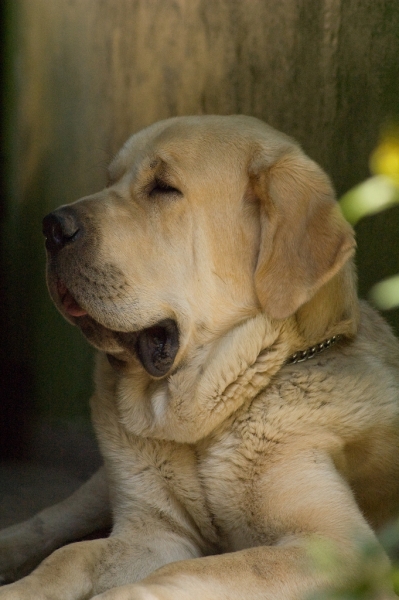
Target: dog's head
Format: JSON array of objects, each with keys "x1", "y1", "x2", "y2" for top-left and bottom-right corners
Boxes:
[{"x1": 43, "y1": 116, "x2": 356, "y2": 379}]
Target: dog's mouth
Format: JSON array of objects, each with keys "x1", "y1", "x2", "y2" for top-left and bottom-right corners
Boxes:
[
  {"x1": 57, "y1": 280, "x2": 89, "y2": 317},
  {"x1": 57, "y1": 280, "x2": 179, "y2": 378}
]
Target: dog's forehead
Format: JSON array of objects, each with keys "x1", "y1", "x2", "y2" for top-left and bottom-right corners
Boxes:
[{"x1": 108, "y1": 116, "x2": 293, "y2": 183}]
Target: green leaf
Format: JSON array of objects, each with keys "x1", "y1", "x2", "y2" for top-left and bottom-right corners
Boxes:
[{"x1": 339, "y1": 176, "x2": 399, "y2": 225}]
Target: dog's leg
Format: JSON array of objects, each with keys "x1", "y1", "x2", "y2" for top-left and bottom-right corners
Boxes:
[
  {"x1": 0, "y1": 467, "x2": 110, "y2": 584},
  {"x1": 90, "y1": 450, "x2": 394, "y2": 600},
  {"x1": 1, "y1": 449, "x2": 392, "y2": 600},
  {"x1": 90, "y1": 539, "x2": 394, "y2": 600},
  {"x1": 0, "y1": 517, "x2": 202, "y2": 600}
]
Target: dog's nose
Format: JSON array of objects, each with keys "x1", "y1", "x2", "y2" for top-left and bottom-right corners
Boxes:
[{"x1": 42, "y1": 208, "x2": 81, "y2": 253}]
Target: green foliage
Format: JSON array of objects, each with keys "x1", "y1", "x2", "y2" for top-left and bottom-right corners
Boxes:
[
  {"x1": 339, "y1": 127, "x2": 399, "y2": 311},
  {"x1": 306, "y1": 529, "x2": 399, "y2": 599},
  {"x1": 304, "y1": 128, "x2": 399, "y2": 599}
]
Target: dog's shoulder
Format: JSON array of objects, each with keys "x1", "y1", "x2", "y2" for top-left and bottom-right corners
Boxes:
[
  {"x1": 221, "y1": 301, "x2": 399, "y2": 459},
  {"x1": 263, "y1": 303, "x2": 398, "y2": 427}
]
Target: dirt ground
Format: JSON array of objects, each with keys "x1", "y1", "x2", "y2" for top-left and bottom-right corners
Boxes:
[{"x1": 0, "y1": 419, "x2": 101, "y2": 529}]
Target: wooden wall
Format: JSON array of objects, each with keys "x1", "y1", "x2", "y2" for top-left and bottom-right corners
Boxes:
[{"x1": 1, "y1": 0, "x2": 398, "y2": 453}]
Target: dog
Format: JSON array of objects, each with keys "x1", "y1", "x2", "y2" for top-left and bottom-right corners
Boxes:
[{"x1": 1, "y1": 115, "x2": 399, "y2": 599}]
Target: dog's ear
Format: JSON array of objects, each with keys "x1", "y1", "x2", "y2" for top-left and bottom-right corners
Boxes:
[{"x1": 250, "y1": 147, "x2": 355, "y2": 320}]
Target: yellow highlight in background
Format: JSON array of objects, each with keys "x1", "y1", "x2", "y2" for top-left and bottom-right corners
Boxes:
[{"x1": 370, "y1": 138, "x2": 399, "y2": 185}]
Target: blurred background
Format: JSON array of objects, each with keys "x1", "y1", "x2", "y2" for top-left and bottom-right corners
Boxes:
[{"x1": 0, "y1": 0, "x2": 399, "y2": 526}]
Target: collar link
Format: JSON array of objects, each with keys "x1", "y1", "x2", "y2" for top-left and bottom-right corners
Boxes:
[{"x1": 286, "y1": 335, "x2": 342, "y2": 365}]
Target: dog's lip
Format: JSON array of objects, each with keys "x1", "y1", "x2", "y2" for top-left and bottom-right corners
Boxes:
[
  {"x1": 54, "y1": 279, "x2": 180, "y2": 376},
  {"x1": 57, "y1": 280, "x2": 88, "y2": 318}
]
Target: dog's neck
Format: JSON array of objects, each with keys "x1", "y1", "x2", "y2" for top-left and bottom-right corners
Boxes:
[
  {"x1": 96, "y1": 262, "x2": 359, "y2": 445},
  {"x1": 97, "y1": 313, "x2": 311, "y2": 444},
  {"x1": 93, "y1": 235, "x2": 360, "y2": 448}
]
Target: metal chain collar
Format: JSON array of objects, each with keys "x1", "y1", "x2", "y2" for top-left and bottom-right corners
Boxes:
[{"x1": 286, "y1": 335, "x2": 342, "y2": 365}]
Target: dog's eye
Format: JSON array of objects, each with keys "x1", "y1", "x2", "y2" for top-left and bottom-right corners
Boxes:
[{"x1": 149, "y1": 178, "x2": 181, "y2": 198}]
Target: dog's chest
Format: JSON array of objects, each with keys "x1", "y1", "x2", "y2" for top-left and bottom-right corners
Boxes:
[{"x1": 193, "y1": 402, "x2": 287, "y2": 551}]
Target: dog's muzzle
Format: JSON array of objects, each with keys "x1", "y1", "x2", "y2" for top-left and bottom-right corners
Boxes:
[{"x1": 42, "y1": 208, "x2": 180, "y2": 378}]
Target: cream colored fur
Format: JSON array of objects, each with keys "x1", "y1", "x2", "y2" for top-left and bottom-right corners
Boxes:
[{"x1": 1, "y1": 115, "x2": 399, "y2": 599}]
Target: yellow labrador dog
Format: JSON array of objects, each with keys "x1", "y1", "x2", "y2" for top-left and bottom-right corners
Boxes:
[{"x1": 1, "y1": 115, "x2": 399, "y2": 599}]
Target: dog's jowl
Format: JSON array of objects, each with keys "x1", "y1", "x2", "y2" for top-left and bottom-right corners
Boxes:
[{"x1": 1, "y1": 116, "x2": 399, "y2": 600}]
